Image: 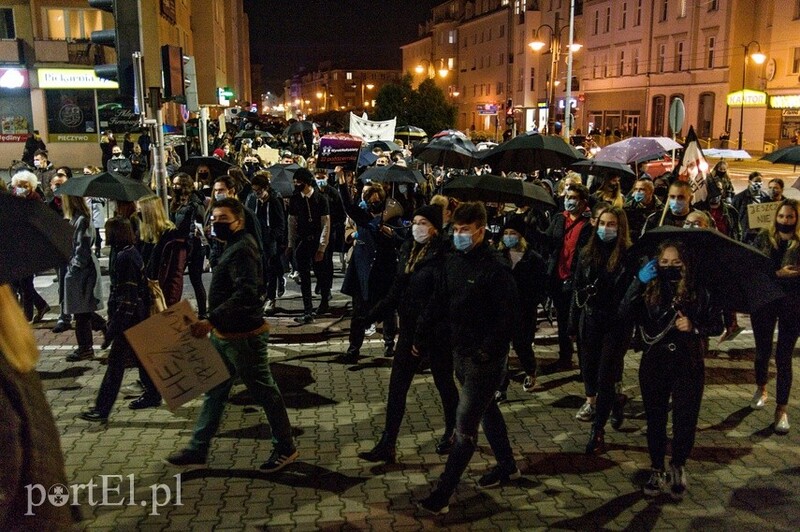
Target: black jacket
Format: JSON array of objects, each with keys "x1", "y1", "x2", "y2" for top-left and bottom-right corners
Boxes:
[
  {"x1": 500, "y1": 245, "x2": 547, "y2": 314},
  {"x1": 544, "y1": 210, "x2": 593, "y2": 287},
  {"x1": 207, "y1": 230, "x2": 264, "y2": 334},
  {"x1": 106, "y1": 245, "x2": 150, "y2": 341},
  {"x1": 570, "y1": 242, "x2": 631, "y2": 334},
  {"x1": 246, "y1": 192, "x2": 286, "y2": 256}
]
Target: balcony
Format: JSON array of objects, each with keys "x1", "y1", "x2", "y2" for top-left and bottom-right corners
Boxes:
[
  {"x1": 0, "y1": 38, "x2": 24, "y2": 64},
  {"x1": 33, "y1": 39, "x2": 69, "y2": 63},
  {"x1": 33, "y1": 39, "x2": 111, "y2": 65}
]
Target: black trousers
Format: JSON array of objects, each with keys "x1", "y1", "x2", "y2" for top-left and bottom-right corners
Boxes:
[
  {"x1": 186, "y1": 242, "x2": 207, "y2": 317},
  {"x1": 751, "y1": 298, "x2": 800, "y2": 406},
  {"x1": 57, "y1": 265, "x2": 71, "y2": 322},
  {"x1": 551, "y1": 286, "x2": 575, "y2": 363},
  {"x1": 294, "y1": 239, "x2": 318, "y2": 314},
  {"x1": 499, "y1": 307, "x2": 537, "y2": 392},
  {"x1": 347, "y1": 287, "x2": 397, "y2": 354},
  {"x1": 312, "y1": 245, "x2": 334, "y2": 298},
  {"x1": 18, "y1": 275, "x2": 48, "y2": 321},
  {"x1": 94, "y1": 337, "x2": 159, "y2": 416}
]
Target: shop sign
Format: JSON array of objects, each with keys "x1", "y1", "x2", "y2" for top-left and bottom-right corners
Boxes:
[
  {"x1": 537, "y1": 102, "x2": 548, "y2": 108},
  {"x1": 476, "y1": 103, "x2": 499, "y2": 115},
  {"x1": 0, "y1": 133, "x2": 29, "y2": 142},
  {"x1": 770, "y1": 94, "x2": 800, "y2": 109},
  {"x1": 0, "y1": 68, "x2": 29, "y2": 89},
  {"x1": 782, "y1": 109, "x2": 800, "y2": 117},
  {"x1": 48, "y1": 133, "x2": 99, "y2": 143},
  {"x1": 38, "y1": 68, "x2": 119, "y2": 90},
  {"x1": 726, "y1": 89, "x2": 767, "y2": 107}
]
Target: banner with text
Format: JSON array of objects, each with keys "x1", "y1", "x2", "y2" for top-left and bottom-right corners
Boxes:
[
  {"x1": 747, "y1": 202, "x2": 781, "y2": 230},
  {"x1": 349, "y1": 113, "x2": 396, "y2": 142},
  {"x1": 317, "y1": 134, "x2": 363, "y2": 170}
]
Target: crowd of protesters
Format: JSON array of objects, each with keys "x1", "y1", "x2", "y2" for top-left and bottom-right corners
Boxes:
[{"x1": 3, "y1": 120, "x2": 800, "y2": 525}]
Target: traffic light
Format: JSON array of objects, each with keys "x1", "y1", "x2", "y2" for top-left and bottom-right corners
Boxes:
[
  {"x1": 161, "y1": 45, "x2": 185, "y2": 103},
  {"x1": 89, "y1": 0, "x2": 141, "y2": 102},
  {"x1": 506, "y1": 99, "x2": 513, "y2": 115}
]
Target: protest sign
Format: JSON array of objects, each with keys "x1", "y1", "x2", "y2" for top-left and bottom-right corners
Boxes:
[
  {"x1": 317, "y1": 133, "x2": 363, "y2": 170},
  {"x1": 257, "y1": 145, "x2": 280, "y2": 165},
  {"x1": 124, "y1": 299, "x2": 230, "y2": 411},
  {"x1": 747, "y1": 202, "x2": 780, "y2": 230}
]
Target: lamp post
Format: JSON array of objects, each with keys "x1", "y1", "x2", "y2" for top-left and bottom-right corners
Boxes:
[
  {"x1": 415, "y1": 58, "x2": 449, "y2": 80},
  {"x1": 529, "y1": 10, "x2": 581, "y2": 138},
  {"x1": 737, "y1": 40, "x2": 767, "y2": 150}
]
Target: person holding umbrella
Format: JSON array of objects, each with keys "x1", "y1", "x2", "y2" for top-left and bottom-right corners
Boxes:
[
  {"x1": 643, "y1": 181, "x2": 694, "y2": 233},
  {"x1": 750, "y1": 199, "x2": 800, "y2": 433},
  {"x1": 621, "y1": 240, "x2": 723, "y2": 500}
]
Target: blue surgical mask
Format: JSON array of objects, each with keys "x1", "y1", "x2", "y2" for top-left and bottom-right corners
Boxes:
[
  {"x1": 214, "y1": 193, "x2": 227, "y2": 202},
  {"x1": 596, "y1": 226, "x2": 618, "y2": 242},
  {"x1": 668, "y1": 198, "x2": 686, "y2": 215},
  {"x1": 632, "y1": 190, "x2": 645, "y2": 203},
  {"x1": 502, "y1": 234, "x2": 520, "y2": 248},
  {"x1": 358, "y1": 199, "x2": 368, "y2": 211},
  {"x1": 564, "y1": 199, "x2": 578, "y2": 212},
  {"x1": 453, "y1": 232, "x2": 474, "y2": 251},
  {"x1": 316, "y1": 179, "x2": 327, "y2": 188}
]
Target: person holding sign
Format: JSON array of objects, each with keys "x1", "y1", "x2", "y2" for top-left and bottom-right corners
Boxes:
[
  {"x1": 733, "y1": 172, "x2": 771, "y2": 244},
  {"x1": 166, "y1": 198, "x2": 298, "y2": 473},
  {"x1": 750, "y1": 199, "x2": 800, "y2": 434}
]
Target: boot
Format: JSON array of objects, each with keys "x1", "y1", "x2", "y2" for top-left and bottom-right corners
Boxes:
[
  {"x1": 585, "y1": 426, "x2": 605, "y2": 455},
  {"x1": 610, "y1": 393, "x2": 628, "y2": 430},
  {"x1": 358, "y1": 433, "x2": 396, "y2": 463}
]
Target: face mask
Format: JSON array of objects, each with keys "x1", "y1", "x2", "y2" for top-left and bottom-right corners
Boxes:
[
  {"x1": 412, "y1": 224, "x2": 432, "y2": 244},
  {"x1": 502, "y1": 234, "x2": 520, "y2": 248},
  {"x1": 669, "y1": 198, "x2": 687, "y2": 215},
  {"x1": 294, "y1": 183, "x2": 306, "y2": 193},
  {"x1": 655, "y1": 186, "x2": 668, "y2": 198},
  {"x1": 596, "y1": 226, "x2": 617, "y2": 242},
  {"x1": 113, "y1": 153, "x2": 123, "y2": 159},
  {"x1": 770, "y1": 189, "x2": 781, "y2": 199},
  {"x1": 564, "y1": 199, "x2": 579, "y2": 212},
  {"x1": 708, "y1": 196, "x2": 722, "y2": 207},
  {"x1": 632, "y1": 190, "x2": 645, "y2": 203},
  {"x1": 750, "y1": 182, "x2": 762, "y2": 193},
  {"x1": 776, "y1": 222, "x2": 797, "y2": 234},
  {"x1": 358, "y1": 199, "x2": 368, "y2": 211},
  {"x1": 453, "y1": 232, "x2": 474, "y2": 251},
  {"x1": 33, "y1": 160, "x2": 40, "y2": 168},
  {"x1": 214, "y1": 193, "x2": 227, "y2": 202},
  {"x1": 212, "y1": 221, "x2": 234, "y2": 241},
  {"x1": 398, "y1": 184, "x2": 408, "y2": 194},
  {"x1": 658, "y1": 265, "x2": 683, "y2": 282},
  {"x1": 609, "y1": 183, "x2": 619, "y2": 192},
  {"x1": 198, "y1": 172, "x2": 210, "y2": 180},
  {"x1": 172, "y1": 187, "x2": 182, "y2": 196},
  {"x1": 369, "y1": 201, "x2": 384, "y2": 214},
  {"x1": 315, "y1": 179, "x2": 327, "y2": 189},
  {"x1": 14, "y1": 186, "x2": 28, "y2": 197}
]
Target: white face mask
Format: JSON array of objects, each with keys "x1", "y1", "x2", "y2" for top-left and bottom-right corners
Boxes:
[
  {"x1": 14, "y1": 186, "x2": 29, "y2": 197},
  {"x1": 412, "y1": 224, "x2": 432, "y2": 244},
  {"x1": 33, "y1": 160, "x2": 41, "y2": 168}
]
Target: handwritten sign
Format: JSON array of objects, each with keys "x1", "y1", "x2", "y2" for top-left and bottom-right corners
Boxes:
[
  {"x1": 747, "y1": 202, "x2": 781, "y2": 230},
  {"x1": 124, "y1": 299, "x2": 230, "y2": 411}
]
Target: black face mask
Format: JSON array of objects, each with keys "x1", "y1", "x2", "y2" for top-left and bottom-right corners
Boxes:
[
  {"x1": 294, "y1": 183, "x2": 306, "y2": 193},
  {"x1": 369, "y1": 201, "x2": 384, "y2": 214},
  {"x1": 198, "y1": 172, "x2": 210, "y2": 182},
  {"x1": 658, "y1": 266, "x2": 683, "y2": 282},
  {"x1": 172, "y1": 187, "x2": 182, "y2": 195},
  {"x1": 776, "y1": 222, "x2": 797, "y2": 234},
  {"x1": 213, "y1": 221, "x2": 234, "y2": 241}
]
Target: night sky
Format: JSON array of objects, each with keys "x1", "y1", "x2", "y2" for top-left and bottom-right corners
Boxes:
[{"x1": 243, "y1": 1, "x2": 440, "y2": 93}]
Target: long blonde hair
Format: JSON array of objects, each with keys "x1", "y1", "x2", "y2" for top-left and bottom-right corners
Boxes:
[
  {"x1": 62, "y1": 194, "x2": 90, "y2": 220},
  {"x1": 0, "y1": 285, "x2": 39, "y2": 372},
  {"x1": 138, "y1": 195, "x2": 175, "y2": 243}
]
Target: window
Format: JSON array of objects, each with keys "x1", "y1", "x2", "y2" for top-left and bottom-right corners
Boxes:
[
  {"x1": 346, "y1": 72, "x2": 353, "y2": 80},
  {"x1": 635, "y1": 0, "x2": 643, "y2": 26},
  {"x1": 333, "y1": 72, "x2": 338, "y2": 80},
  {"x1": 603, "y1": 55, "x2": 608, "y2": 77},
  {"x1": 592, "y1": 56, "x2": 598, "y2": 79},
  {"x1": 593, "y1": 10, "x2": 599, "y2": 35},
  {"x1": 480, "y1": 56, "x2": 484, "y2": 69},
  {"x1": 499, "y1": 24, "x2": 505, "y2": 38},
  {"x1": 605, "y1": 7, "x2": 611, "y2": 32},
  {"x1": 793, "y1": 47, "x2": 800, "y2": 74},
  {"x1": 621, "y1": 3, "x2": 627, "y2": 29},
  {"x1": 45, "y1": 8, "x2": 106, "y2": 40},
  {"x1": 530, "y1": 67, "x2": 536, "y2": 91},
  {"x1": 652, "y1": 95, "x2": 666, "y2": 136},
  {"x1": 632, "y1": 48, "x2": 640, "y2": 74},
  {"x1": 480, "y1": 30, "x2": 484, "y2": 43},
  {"x1": 472, "y1": 33, "x2": 477, "y2": 45},
  {"x1": 710, "y1": 0, "x2": 719, "y2": 12},
  {"x1": 473, "y1": 84, "x2": 477, "y2": 96},
  {"x1": 658, "y1": 44, "x2": 666, "y2": 72},
  {"x1": 0, "y1": 8, "x2": 14, "y2": 39},
  {"x1": 619, "y1": 50, "x2": 625, "y2": 76},
  {"x1": 498, "y1": 52, "x2": 504, "y2": 65},
  {"x1": 472, "y1": 57, "x2": 477, "y2": 70},
  {"x1": 518, "y1": 67, "x2": 524, "y2": 92},
  {"x1": 449, "y1": 30, "x2": 457, "y2": 44},
  {"x1": 448, "y1": 57, "x2": 455, "y2": 70},
  {"x1": 707, "y1": 36, "x2": 716, "y2": 68},
  {"x1": 660, "y1": 0, "x2": 668, "y2": 22},
  {"x1": 497, "y1": 81, "x2": 504, "y2": 95}
]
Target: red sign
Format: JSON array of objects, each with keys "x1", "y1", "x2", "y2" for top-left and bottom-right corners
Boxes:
[
  {"x1": 0, "y1": 134, "x2": 29, "y2": 142},
  {"x1": 0, "y1": 68, "x2": 29, "y2": 89}
]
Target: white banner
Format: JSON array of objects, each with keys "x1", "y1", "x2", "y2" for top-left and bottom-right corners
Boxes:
[{"x1": 349, "y1": 112, "x2": 396, "y2": 142}]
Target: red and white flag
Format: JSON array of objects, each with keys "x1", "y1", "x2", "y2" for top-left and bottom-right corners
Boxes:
[{"x1": 678, "y1": 126, "x2": 710, "y2": 203}]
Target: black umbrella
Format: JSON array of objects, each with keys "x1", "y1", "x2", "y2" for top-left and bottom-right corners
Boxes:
[
  {"x1": 395, "y1": 125, "x2": 427, "y2": 139},
  {"x1": 630, "y1": 226, "x2": 784, "y2": 314},
  {"x1": 413, "y1": 135, "x2": 477, "y2": 169},
  {"x1": 479, "y1": 132, "x2": 585, "y2": 173},
  {"x1": 760, "y1": 145, "x2": 800, "y2": 173},
  {"x1": 570, "y1": 159, "x2": 636, "y2": 179},
  {"x1": 235, "y1": 129, "x2": 273, "y2": 139},
  {"x1": 358, "y1": 164, "x2": 425, "y2": 184},
  {"x1": 0, "y1": 194, "x2": 73, "y2": 284},
  {"x1": 284, "y1": 121, "x2": 315, "y2": 136},
  {"x1": 264, "y1": 163, "x2": 300, "y2": 196},
  {"x1": 443, "y1": 174, "x2": 556, "y2": 210},
  {"x1": 367, "y1": 140, "x2": 403, "y2": 153},
  {"x1": 54, "y1": 172, "x2": 152, "y2": 202},
  {"x1": 177, "y1": 156, "x2": 234, "y2": 177}
]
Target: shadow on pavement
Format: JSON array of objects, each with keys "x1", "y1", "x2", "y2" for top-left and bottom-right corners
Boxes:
[
  {"x1": 699, "y1": 406, "x2": 754, "y2": 432},
  {"x1": 225, "y1": 363, "x2": 339, "y2": 409},
  {"x1": 550, "y1": 490, "x2": 649, "y2": 530},
  {"x1": 524, "y1": 451, "x2": 620, "y2": 475},
  {"x1": 38, "y1": 366, "x2": 92, "y2": 391}
]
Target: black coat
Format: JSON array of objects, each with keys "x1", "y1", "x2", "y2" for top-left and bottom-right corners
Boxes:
[
  {"x1": 246, "y1": 193, "x2": 286, "y2": 256},
  {"x1": 500, "y1": 245, "x2": 547, "y2": 314},
  {"x1": 570, "y1": 242, "x2": 631, "y2": 335},
  {"x1": 106, "y1": 245, "x2": 150, "y2": 341}
]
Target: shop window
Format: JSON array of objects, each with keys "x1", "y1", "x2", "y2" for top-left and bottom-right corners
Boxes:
[{"x1": 1, "y1": 8, "x2": 14, "y2": 39}]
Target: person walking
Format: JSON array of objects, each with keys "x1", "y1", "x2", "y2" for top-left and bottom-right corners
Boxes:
[
  {"x1": 246, "y1": 172, "x2": 285, "y2": 313},
  {"x1": 733, "y1": 172, "x2": 771, "y2": 244},
  {"x1": 417, "y1": 202, "x2": 521, "y2": 515},
  {"x1": 170, "y1": 173, "x2": 208, "y2": 318},
  {"x1": 166, "y1": 198, "x2": 298, "y2": 472}
]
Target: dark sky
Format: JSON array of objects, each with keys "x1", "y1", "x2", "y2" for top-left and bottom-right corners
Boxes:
[{"x1": 243, "y1": 1, "x2": 440, "y2": 94}]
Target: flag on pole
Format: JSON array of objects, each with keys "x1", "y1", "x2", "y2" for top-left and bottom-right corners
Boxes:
[
  {"x1": 349, "y1": 112, "x2": 397, "y2": 142},
  {"x1": 677, "y1": 125, "x2": 710, "y2": 203}
]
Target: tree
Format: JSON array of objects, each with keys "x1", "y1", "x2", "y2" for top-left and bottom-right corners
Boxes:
[{"x1": 375, "y1": 75, "x2": 456, "y2": 135}]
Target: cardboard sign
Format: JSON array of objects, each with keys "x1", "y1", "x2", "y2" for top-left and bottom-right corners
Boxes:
[
  {"x1": 317, "y1": 134, "x2": 363, "y2": 170},
  {"x1": 257, "y1": 146, "x2": 280, "y2": 166},
  {"x1": 747, "y1": 202, "x2": 781, "y2": 230},
  {"x1": 124, "y1": 300, "x2": 230, "y2": 411}
]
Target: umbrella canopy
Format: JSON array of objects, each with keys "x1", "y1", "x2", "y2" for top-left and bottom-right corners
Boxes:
[
  {"x1": 630, "y1": 225, "x2": 784, "y2": 314},
  {"x1": 358, "y1": 164, "x2": 425, "y2": 184},
  {"x1": 394, "y1": 125, "x2": 427, "y2": 140},
  {"x1": 177, "y1": 156, "x2": 234, "y2": 177},
  {"x1": 413, "y1": 135, "x2": 477, "y2": 169},
  {"x1": 443, "y1": 174, "x2": 556, "y2": 210},
  {"x1": 54, "y1": 172, "x2": 152, "y2": 202},
  {"x1": 367, "y1": 140, "x2": 403, "y2": 153},
  {"x1": 0, "y1": 194, "x2": 73, "y2": 284},
  {"x1": 760, "y1": 145, "x2": 800, "y2": 166},
  {"x1": 478, "y1": 132, "x2": 585, "y2": 173},
  {"x1": 594, "y1": 137, "x2": 683, "y2": 164},
  {"x1": 570, "y1": 159, "x2": 636, "y2": 179},
  {"x1": 284, "y1": 120, "x2": 315, "y2": 136},
  {"x1": 358, "y1": 150, "x2": 379, "y2": 168},
  {"x1": 264, "y1": 163, "x2": 300, "y2": 196},
  {"x1": 704, "y1": 148, "x2": 751, "y2": 159},
  {"x1": 235, "y1": 129, "x2": 273, "y2": 139}
]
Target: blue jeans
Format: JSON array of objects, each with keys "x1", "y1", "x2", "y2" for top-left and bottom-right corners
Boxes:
[
  {"x1": 188, "y1": 331, "x2": 294, "y2": 454},
  {"x1": 434, "y1": 353, "x2": 516, "y2": 498}
]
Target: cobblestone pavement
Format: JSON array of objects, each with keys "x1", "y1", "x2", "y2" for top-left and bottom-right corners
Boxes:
[{"x1": 29, "y1": 266, "x2": 800, "y2": 531}]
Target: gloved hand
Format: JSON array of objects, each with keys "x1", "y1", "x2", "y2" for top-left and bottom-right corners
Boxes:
[{"x1": 638, "y1": 258, "x2": 658, "y2": 284}]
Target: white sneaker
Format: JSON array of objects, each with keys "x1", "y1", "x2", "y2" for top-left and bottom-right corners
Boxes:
[
  {"x1": 750, "y1": 389, "x2": 767, "y2": 410},
  {"x1": 775, "y1": 412, "x2": 790, "y2": 434},
  {"x1": 643, "y1": 469, "x2": 666, "y2": 496},
  {"x1": 365, "y1": 324, "x2": 376, "y2": 336},
  {"x1": 522, "y1": 374, "x2": 536, "y2": 393},
  {"x1": 264, "y1": 299, "x2": 276, "y2": 314},
  {"x1": 575, "y1": 402, "x2": 596, "y2": 421}
]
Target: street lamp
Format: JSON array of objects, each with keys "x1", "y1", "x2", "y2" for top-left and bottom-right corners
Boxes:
[
  {"x1": 415, "y1": 58, "x2": 449, "y2": 79},
  {"x1": 737, "y1": 40, "x2": 767, "y2": 150},
  {"x1": 361, "y1": 78, "x2": 374, "y2": 109},
  {"x1": 529, "y1": 10, "x2": 581, "y2": 139}
]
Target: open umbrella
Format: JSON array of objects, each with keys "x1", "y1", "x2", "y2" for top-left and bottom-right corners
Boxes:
[
  {"x1": 395, "y1": 125, "x2": 427, "y2": 142},
  {"x1": 630, "y1": 225, "x2": 784, "y2": 314},
  {"x1": 570, "y1": 159, "x2": 636, "y2": 178},
  {"x1": 54, "y1": 172, "x2": 152, "y2": 202},
  {"x1": 413, "y1": 135, "x2": 477, "y2": 169},
  {"x1": 264, "y1": 163, "x2": 300, "y2": 196},
  {"x1": 594, "y1": 137, "x2": 683, "y2": 164},
  {"x1": 478, "y1": 132, "x2": 585, "y2": 173},
  {"x1": 358, "y1": 150, "x2": 379, "y2": 168},
  {"x1": 235, "y1": 129, "x2": 273, "y2": 139},
  {"x1": 367, "y1": 140, "x2": 403, "y2": 153},
  {"x1": 0, "y1": 194, "x2": 73, "y2": 284},
  {"x1": 177, "y1": 156, "x2": 233, "y2": 177},
  {"x1": 358, "y1": 164, "x2": 425, "y2": 184},
  {"x1": 760, "y1": 145, "x2": 800, "y2": 169},
  {"x1": 443, "y1": 174, "x2": 556, "y2": 210},
  {"x1": 284, "y1": 120, "x2": 315, "y2": 136}
]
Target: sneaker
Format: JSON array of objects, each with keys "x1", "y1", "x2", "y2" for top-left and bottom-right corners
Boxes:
[
  {"x1": 719, "y1": 324, "x2": 744, "y2": 343},
  {"x1": 750, "y1": 389, "x2": 767, "y2": 410},
  {"x1": 293, "y1": 314, "x2": 314, "y2": 325},
  {"x1": 417, "y1": 492, "x2": 450, "y2": 516},
  {"x1": 164, "y1": 448, "x2": 207, "y2": 467},
  {"x1": 477, "y1": 465, "x2": 521, "y2": 488},
  {"x1": 669, "y1": 464, "x2": 687, "y2": 500},
  {"x1": 610, "y1": 393, "x2": 628, "y2": 430},
  {"x1": 66, "y1": 348, "x2": 94, "y2": 362},
  {"x1": 33, "y1": 305, "x2": 51, "y2": 324},
  {"x1": 364, "y1": 323, "x2": 376, "y2": 336},
  {"x1": 643, "y1": 469, "x2": 666, "y2": 496},
  {"x1": 522, "y1": 374, "x2": 536, "y2": 393},
  {"x1": 575, "y1": 401, "x2": 596, "y2": 422},
  {"x1": 314, "y1": 300, "x2": 330, "y2": 316},
  {"x1": 121, "y1": 380, "x2": 144, "y2": 397},
  {"x1": 264, "y1": 299, "x2": 276, "y2": 314},
  {"x1": 52, "y1": 320, "x2": 71, "y2": 333},
  {"x1": 494, "y1": 391, "x2": 507, "y2": 404},
  {"x1": 129, "y1": 395, "x2": 161, "y2": 410},
  {"x1": 289, "y1": 271, "x2": 300, "y2": 284},
  {"x1": 260, "y1": 448, "x2": 299, "y2": 473},
  {"x1": 775, "y1": 411, "x2": 790, "y2": 434}
]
